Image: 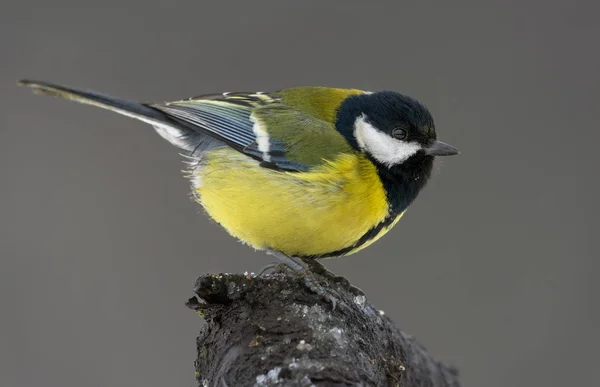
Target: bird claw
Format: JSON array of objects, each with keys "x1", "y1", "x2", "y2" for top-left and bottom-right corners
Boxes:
[
  {"x1": 264, "y1": 250, "x2": 356, "y2": 311},
  {"x1": 292, "y1": 269, "x2": 351, "y2": 311},
  {"x1": 256, "y1": 262, "x2": 280, "y2": 277}
]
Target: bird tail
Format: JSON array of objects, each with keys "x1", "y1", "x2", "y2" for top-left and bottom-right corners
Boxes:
[{"x1": 17, "y1": 79, "x2": 202, "y2": 152}]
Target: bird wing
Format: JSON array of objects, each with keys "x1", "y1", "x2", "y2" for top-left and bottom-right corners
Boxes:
[
  {"x1": 152, "y1": 90, "x2": 355, "y2": 171},
  {"x1": 18, "y1": 80, "x2": 360, "y2": 172}
]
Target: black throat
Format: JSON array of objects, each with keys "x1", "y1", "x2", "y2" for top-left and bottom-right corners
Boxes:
[
  {"x1": 370, "y1": 152, "x2": 434, "y2": 216},
  {"x1": 317, "y1": 91, "x2": 436, "y2": 259},
  {"x1": 307, "y1": 153, "x2": 434, "y2": 259}
]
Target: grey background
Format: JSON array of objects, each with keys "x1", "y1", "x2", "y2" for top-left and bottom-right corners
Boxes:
[{"x1": 1, "y1": 1, "x2": 598, "y2": 386}]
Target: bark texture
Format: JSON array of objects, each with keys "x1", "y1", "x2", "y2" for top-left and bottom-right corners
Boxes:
[{"x1": 187, "y1": 270, "x2": 461, "y2": 387}]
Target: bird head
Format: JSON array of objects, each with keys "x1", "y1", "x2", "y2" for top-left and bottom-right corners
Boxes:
[{"x1": 335, "y1": 91, "x2": 459, "y2": 168}]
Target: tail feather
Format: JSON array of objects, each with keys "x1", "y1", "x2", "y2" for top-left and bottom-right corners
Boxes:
[
  {"x1": 18, "y1": 80, "x2": 173, "y2": 125},
  {"x1": 18, "y1": 79, "x2": 205, "y2": 152}
]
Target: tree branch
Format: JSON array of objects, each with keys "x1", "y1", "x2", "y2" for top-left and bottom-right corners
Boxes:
[{"x1": 187, "y1": 269, "x2": 461, "y2": 386}]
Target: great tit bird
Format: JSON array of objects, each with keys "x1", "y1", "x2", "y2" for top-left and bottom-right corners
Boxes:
[{"x1": 19, "y1": 80, "x2": 458, "y2": 302}]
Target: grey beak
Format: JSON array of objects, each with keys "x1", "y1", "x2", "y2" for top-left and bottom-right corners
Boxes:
[{"x1": 425, "y1": 140, "x2": 460, "y2": 156}]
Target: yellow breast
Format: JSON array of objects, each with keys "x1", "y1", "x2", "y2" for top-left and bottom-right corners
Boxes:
[{"x1": 192, "y1": 148, "x2": 397, "y2": 257}]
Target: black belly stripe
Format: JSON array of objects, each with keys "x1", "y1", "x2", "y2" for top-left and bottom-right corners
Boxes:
[
  {"x1": 307, "y1": 214, "x2": 398, "y2": 259},
  {"x1": 303, "y1": 153, "x2": 434, "y2": 260}
]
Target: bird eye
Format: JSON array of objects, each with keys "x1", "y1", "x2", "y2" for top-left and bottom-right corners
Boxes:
[{"x1": 392, "y1": 128, "x2": 407, "y2": 140}]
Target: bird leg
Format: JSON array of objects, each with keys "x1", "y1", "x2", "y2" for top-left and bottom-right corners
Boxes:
[{"x1": 259, "y1": 250, "x2": 367, "y2": 310}]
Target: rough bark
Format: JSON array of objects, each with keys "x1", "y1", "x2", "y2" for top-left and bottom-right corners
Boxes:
[{"x1": 187, "y1": 269, "x2": 461, "y2": 387}]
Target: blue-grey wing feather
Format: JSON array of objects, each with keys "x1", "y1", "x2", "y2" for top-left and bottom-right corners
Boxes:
[
  {"x1": 151, "y1": 92, "x2": 314, "y2": 172},
  {"x1": 155, "y1": 102, "x2": 255, "y2": 149}
]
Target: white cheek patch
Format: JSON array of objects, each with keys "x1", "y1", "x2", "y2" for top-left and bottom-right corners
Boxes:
[
  {"x1": 354, "y1": 115, "x2": 422, "y2": 166},
  {"x1": 249, "y1": 113, "x2": 271, "y2": 162}
]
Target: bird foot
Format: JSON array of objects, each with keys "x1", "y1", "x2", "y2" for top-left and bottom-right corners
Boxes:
[{"x1": 260, "y1": 250, "x2": 367, "y2": 311}]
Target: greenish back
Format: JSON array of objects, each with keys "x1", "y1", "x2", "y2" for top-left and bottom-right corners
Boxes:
[
  {"x1": 252, "y1": 103, "x2": 354, "y2": 168},
  {"x1": 279, "y1": 87, "x2": 365, "y2": 124}
]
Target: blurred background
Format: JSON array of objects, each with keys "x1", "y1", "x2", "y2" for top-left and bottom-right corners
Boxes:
[{"x1": 1, "y1": 1, "x2": 598, "y2": 386}]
